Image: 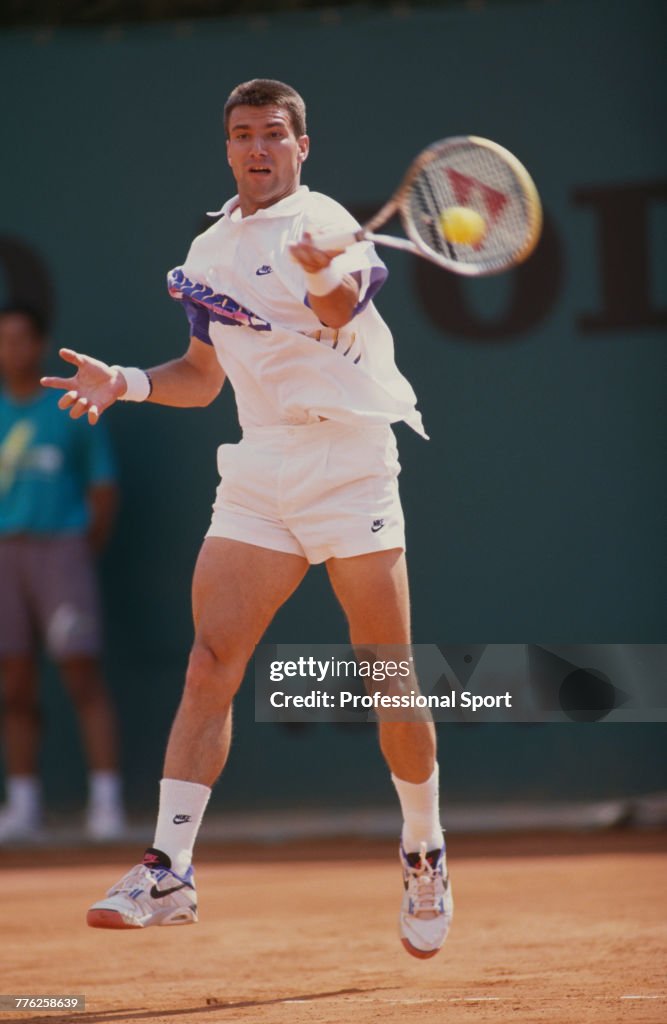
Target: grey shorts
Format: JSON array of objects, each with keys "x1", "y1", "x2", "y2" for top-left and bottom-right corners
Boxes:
[{"x1": 0, "y1": 535, "x2": 102, "y2": 659}]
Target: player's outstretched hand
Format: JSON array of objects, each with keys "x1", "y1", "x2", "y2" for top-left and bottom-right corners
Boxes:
[{"x1": 41, "y1": 348, "x2": 126, "y2": 425}]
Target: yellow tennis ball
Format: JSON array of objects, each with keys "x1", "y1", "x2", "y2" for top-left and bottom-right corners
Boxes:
[{"x1": 439, "y1": 206, "x2": 486, "y2": 246}]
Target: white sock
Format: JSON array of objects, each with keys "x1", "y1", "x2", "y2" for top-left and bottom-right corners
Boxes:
[
  {"x1": 391, "y1": 764, "x2": 444, "y2": 853},
  {"x1": 88, "y1": 771, "x2": 123, "y2": 814},
  {"x1": 4, "y1": 775, "x2": 42, "y2": 823},
  {"x1": 153, "y1": 778, "x2": 211, "y2": 875}
]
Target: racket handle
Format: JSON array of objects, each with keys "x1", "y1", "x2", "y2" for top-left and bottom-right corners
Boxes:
[{"x1": 314, "y1": 229, "x2": 364, "y2": 251}]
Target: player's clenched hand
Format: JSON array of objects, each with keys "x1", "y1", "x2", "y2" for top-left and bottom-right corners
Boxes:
[
  {"x1": 289, "y1": 231, "x2": 344, "y2": 272},
  {"x1": 41, "y1": 348, "x2": 127, "y2": 425}
]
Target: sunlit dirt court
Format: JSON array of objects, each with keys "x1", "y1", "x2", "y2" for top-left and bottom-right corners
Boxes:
[{"x1": 2, "y1": 832, "x2": 665, "y2": 1024}]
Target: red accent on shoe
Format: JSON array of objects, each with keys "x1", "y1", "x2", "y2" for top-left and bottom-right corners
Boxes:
[
  {"x1": 87, "y1": 908, "x2": 141, "y2": 930},
  {"x1": 401, "y1": 937, "x2": 441, "y2": 960}
]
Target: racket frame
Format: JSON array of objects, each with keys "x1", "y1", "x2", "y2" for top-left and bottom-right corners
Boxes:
[{"x1": 318, "y1": 136, "x2": 543, "y2": 277}]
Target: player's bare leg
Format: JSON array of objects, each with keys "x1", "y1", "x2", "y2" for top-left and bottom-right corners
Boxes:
[
  {"x1": 164, "y1": 537, "x2": 308, "y2": 785},
  {"x1": 326, "y1": 548, "x2": 435, "y2": 781},
  {"x1": 327, "y1": 548, "x2": 453, "y2": 958},
  {"x1": 87, "y1": 537, "x2": 308, "y2": 928}
]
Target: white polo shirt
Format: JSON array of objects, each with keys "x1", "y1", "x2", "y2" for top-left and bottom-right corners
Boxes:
[{"x1": 167, "y1": 186, "x2": 426, "y2": 437}]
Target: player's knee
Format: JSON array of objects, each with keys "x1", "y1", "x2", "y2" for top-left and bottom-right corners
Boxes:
[{"x1": 184, "y1": 642, "x2": 246, "y2": 707}]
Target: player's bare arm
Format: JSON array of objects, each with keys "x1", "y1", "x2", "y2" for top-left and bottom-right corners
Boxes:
[
  {"x1": 41, "y1": 336, "x2": 225, "y2": 425},
  {"x1": 141, "y1": 336, "x2": 225, "y2": 409},
  {"x1": 289, "y1": 232, "x2": 360, "y2": 329}
]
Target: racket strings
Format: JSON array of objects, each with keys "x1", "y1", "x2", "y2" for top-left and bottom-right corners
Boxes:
[
  {"x1": 406, "y1": 143, "x2": 535, "y2": 273},
  {"x1": 412, "y1": 177, "x2": 452, "y2": 258}
]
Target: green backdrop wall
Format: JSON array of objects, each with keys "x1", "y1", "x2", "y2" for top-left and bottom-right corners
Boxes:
[{"x1": 1, "y1": 0, "x2": 665, "y2": 814}]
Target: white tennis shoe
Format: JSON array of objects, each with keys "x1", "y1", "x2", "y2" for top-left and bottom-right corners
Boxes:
[
  {"x1": 399, "y1": 842, "x2": 453, "y2": 958},
  {"x1": 87, "y1": 848, "x2": 197, "y2": 929}
]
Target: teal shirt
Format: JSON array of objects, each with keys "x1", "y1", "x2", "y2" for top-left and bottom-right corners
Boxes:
[{"x1": 0, "y1": 388, "x2": 116, "y2": 535}]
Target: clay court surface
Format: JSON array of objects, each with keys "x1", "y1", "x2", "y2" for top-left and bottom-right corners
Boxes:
[{"x1": 2, "y1": 832, "x2": 666, "y2": 1024}]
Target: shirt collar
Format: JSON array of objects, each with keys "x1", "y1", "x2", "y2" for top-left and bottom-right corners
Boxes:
[{"x1": 207, "y1": 185, "x2": 309, "y2": 220}]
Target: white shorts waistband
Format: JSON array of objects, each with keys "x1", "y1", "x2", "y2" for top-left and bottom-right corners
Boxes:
[{"x1": 241, "y1": 420, "x2": 392, "y2": 444}]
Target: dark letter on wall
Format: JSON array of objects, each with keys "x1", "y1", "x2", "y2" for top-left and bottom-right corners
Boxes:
[{"x1": 574, "y1": 181, "x2": 667, "y2": 332}]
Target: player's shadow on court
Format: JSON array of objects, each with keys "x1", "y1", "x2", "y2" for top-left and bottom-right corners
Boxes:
[{"x1": 19, "y1": 987, "x2": 393, "y2": 1024}]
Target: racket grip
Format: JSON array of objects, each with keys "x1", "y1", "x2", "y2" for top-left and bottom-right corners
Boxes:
[{"x1": 314, "y1": 230, "x2": 363, "y2": 251}]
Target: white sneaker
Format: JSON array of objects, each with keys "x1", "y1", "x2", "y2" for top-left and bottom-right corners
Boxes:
[
  {"x1": 85, "y1": 804, "x2": 128, "y2": 842},
  {"x1": 399, "y1": 842, "x2": 453, "y2": 958},
  {"x1": 87, "y1": 848, "x2": 197, "y2": 929},
  {"x1": 0, "y1": 806, "x2": 43, "y2": 844}
]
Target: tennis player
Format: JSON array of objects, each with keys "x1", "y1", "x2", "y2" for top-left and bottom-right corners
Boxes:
[{"x1": 42, "y1": 79, "x2": 452, "y2": 958}]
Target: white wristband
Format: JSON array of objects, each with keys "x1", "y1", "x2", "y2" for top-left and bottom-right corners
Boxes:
[
  {"x1": 112, "y1": 365, "x2": 152, "y2": 402},
  {"x1": 304, "y1": 264, "x2": 344, "y2": 297}
]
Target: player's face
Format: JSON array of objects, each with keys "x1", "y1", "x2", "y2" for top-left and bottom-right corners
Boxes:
[
  {"x1": 226, "y1": 105, "x2": 309, "y2": 216},
  {"x1": 0, "y1": 314, "x2": 45, "y2": 384}
]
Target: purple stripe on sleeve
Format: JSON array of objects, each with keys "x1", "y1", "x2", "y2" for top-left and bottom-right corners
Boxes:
[
  {"x1": 183, "y1": 298, "x2": 212, "y2": 345},
  {"x1": 303, "y1": 262, "x2": 389, "y2": 318},
  {"x1": 168, "y1": 267, "x2": 272, "y2": 332},
  {"x1": 351, "y1": 264, "x2": 388, "y2": 316}
]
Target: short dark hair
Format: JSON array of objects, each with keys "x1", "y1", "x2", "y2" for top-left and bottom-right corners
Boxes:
[
  {"x1": 224, "y1": 79, "x2": 307, "y2": 140},
  {"x1": 0, "y1": 303, "x2": 47, "y2": 338}
]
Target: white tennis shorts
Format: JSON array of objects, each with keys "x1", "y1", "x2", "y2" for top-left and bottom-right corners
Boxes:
[{"x1": 206, "y1": 419, "x2": 405, "y2": 563}]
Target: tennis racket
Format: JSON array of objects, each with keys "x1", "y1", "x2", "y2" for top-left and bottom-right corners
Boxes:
[{"x1": 317, "y1": 136, "x2": 542, "y2": 277}]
